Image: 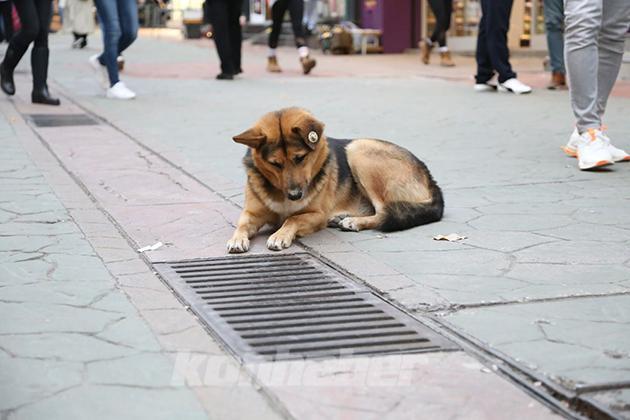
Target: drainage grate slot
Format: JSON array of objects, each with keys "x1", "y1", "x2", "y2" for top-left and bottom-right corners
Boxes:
[
  {"x1": 29, "y1": 114, "x2": 99, "y2": 127},
  {"x1": 211, "y1": 297, "x2": 365, "y2": 311},
  {"x1": 240, "y1": 322, "x2": 407, "y2": 339},
  {"x1": 233, "y1": 316, "x2": 397, "y2": 332},
  {"x1": 154, "y1": 253, "x2": 456, "y2": 361}
]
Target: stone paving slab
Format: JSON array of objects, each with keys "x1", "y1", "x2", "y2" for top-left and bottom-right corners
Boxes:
[
  {"x1": 266, "y1": 352, "x2": 554, "y2": 420},
  {"x1": 445, "y1": 295, "x2": 630, "y2": 391}
]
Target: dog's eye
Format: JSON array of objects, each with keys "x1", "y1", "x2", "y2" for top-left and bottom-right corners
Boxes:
[
  {"x1": 269, "y1": 161, "x2": 283, "y2": 169},
  {"x1": 294, "y1": 155, "x2": 306, "y2": 164}
]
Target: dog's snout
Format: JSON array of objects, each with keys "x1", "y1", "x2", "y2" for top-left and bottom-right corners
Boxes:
[{"x1": 287, "y1": 189, "x2": 303, "y2": 201}]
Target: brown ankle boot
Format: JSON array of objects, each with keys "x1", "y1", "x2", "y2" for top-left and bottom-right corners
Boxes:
[
  {"x1": 547, "y1": 72, "x2": 567, "y2": 90},
  {"x1": 440, "y1": 51, "x2": 455, "y2": 67},
  {"x1": 300, "y1": 56, "x2": 316, "y2": 75},
  {"x1": 420, "y1": 40, "x2": 433, "y2": 65},
  {"x1": 267, "y1": 56, "x2": 282, "y2": 73}
]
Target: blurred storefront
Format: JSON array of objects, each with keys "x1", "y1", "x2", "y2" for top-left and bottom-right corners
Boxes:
[
  {"x1": 351, "y1": 0, "x2": 548, "y2": 53},
  {"x1": 248, "y1": 0, "x2": 347, "y2": 24}
]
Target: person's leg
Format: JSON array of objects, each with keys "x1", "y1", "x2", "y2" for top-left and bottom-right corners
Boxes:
[
  {"x1": 267, "y1": 0, "x2": 288, "y2": 71},
  {"x1": 227, "y1": 0, "x2": 242, "y2": 73},
  {"x1": 208, "y1": 0, "x2": 235, "y2": 75},
  {"x1": 428, "y1": 0, "x2": 446, "y2": 46},
  {"x1": 94, "y1": 0, "x2": 122, "y2": 86},
  {"x1": 268, "y1": 0, "x2": 287, "y2": 50},
  {"x1": 30, "y1": 0, "x2": 59, "y2": 105},
  {"x1": 5, "y1": 0, "x2": 39, "y2": 65},
  {"x1": 563, "y1": 0, "x2": 616, "y2": 169},
  {"x1": 596, "y1": 0, "x2": 630, "y2": 122},
  {"x1": 543, "y1": 0, "x2": 565, "y2": 74},
  {"x1": 438, "y1": 0, "x2": 454, "y2": 66},
  {"x1": 485, "y1": 0, "x2": 516, "y2": 83},
  {"x1": 564, "y1": 0, "x2": 602, "y2": 132},
  {"x1": 287, "y1": 0, "x2": 305, "y2": 49},
  {"x1": 288, "y1": 0, "x2": 315, "y2": 73},
  {"x1": 1, "y1": 0, "x2": 39, "y2": 96},
  {"x1": 116, "y1": 0, "x2": 138, "y2": 55},
  {"x1": 475, "y1": 0, "x2": 494, "y2": 84}
]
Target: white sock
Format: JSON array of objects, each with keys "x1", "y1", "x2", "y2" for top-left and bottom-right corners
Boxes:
[
  {"x1": 298, "y1": 46, "x2": 309, "y2": 58},
  {"x1": 268, "y1": 48, "x2": 277, "y2": 58},
  {"x1": 438, "y1": 46, "x2": 449, "y2": 53}
]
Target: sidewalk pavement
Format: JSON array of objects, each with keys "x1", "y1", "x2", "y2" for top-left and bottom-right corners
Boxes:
[{"x1": 1, "y1": 31, "x2": 629, "y2": 419}]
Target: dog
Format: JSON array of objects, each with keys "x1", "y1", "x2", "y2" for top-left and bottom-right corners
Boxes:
[{"x1": 227, "y1": 108, "x2": 444, "y2": 253}]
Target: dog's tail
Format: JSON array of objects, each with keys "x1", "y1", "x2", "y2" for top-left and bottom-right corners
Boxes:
[{"x1": 379, "y1": 188, "x2": 444, "y2": 232}]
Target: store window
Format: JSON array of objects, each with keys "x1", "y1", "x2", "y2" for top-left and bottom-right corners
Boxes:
[{"x1": 520, "y1": 0, "x2": 544, "y2": 46}]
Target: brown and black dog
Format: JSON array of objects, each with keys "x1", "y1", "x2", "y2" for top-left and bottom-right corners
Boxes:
[{"x1": 227, "y1": 108, "x2": 443, "y2": 253}]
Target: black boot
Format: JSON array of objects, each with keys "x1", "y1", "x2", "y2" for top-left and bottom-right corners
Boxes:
[
  {"x1": 31, "y1": 47, "x2": 60, "y2": 106},
  {"x1": 0, "y1": 46, "x2": 17, "y2": 96}
]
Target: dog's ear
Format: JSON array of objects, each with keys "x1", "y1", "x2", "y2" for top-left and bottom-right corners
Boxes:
[
  {"x1": 292, "y1": 116, "x2": 325, "y2": 150},
  {"x1": 232, "y1": 128, "x2": 266, "y2": 149}
]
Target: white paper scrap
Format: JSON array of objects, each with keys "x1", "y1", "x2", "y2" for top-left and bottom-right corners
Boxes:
[
  {"x1": 432, "y1": 233, "x2": 467, "y2": 242},
  {"x1": 137, "y1": 241, "x2": 164, "y2": 253}
]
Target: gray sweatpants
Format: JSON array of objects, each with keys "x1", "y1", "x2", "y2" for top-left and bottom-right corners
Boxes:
[{"x1": 564, "y1": 0, "x2": 630, "y2": 132}]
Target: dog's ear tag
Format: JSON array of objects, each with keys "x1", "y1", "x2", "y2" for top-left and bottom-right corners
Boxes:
[{"x1": 307, "y1": 131, "x2": 319, "y2": 144}]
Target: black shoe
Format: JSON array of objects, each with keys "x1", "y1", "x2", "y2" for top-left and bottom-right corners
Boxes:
[
  {"x1": 32, "y1": 86, "x2": 60, "y2": 106},
  {"x1": 0, "y1": 62, "x2": 15, "y2": 95},
  {"x1": 0, "y1": 46, "x2": 17, "y2": 96},
  {"x1": 216, "y1": 73, "x2": 234, "y2": 80},
  {"x1": 31, "y1": 47, "x2": 60, "y2": 106}
]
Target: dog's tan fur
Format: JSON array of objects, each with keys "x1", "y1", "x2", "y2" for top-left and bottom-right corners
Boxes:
[{"x1": 227, "y1": 108, "x2": 443, "y2": 253}]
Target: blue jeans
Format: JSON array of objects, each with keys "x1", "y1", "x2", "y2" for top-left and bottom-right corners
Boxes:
[
  {"x1": 94, "y1": 0, "x2": 138, "y2": 86},
  {"x1": 543, "y1": 0, "x2": 564, "y2": 74}
]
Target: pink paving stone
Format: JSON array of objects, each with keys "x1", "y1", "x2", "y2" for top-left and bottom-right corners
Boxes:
[{"x1": 264, "y1": 352, "x2": 557, "y2": 420}]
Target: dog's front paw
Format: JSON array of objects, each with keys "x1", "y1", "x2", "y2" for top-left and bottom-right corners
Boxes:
[
  {"x1": 227, "y1": 236, "x2": 250, "y2": 253},
  {"x1": 338, "y1": 217, "x2": 360, "y2": 232},
  {"x1": 266, "y1": 231, "x2": 294, "y2": 251}
]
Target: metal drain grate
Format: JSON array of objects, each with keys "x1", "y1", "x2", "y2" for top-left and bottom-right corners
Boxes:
[
  {"x1": 29, "y1": 114, "x2": 99, "y2": 127},
  {"x1": 154, "y1": 253, "x2": 456, "y2": 361}
]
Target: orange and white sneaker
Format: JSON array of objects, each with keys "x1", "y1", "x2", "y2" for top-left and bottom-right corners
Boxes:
[
  {"x1": 562, "y1": 127, "x2": 630, "y2": 163},
  {"x1": 566, "y1": 129, "x2": 614, "y2": 170}
]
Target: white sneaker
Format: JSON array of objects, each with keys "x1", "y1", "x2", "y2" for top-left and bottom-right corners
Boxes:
[
  {"x1": 498, "y1": 78, "x2": 532, "y2": 94},
  {"x1": 474, "y1": 81, "x2": 497, "y2": 92},
  {"x1": 106, "y1": 81, "x2": 136, "y2": 100},
  {"x1": 89, "y1": 54, "x2": 109, "y2": 89},
  {"x1": 572, "y1": 129, "x2": 614, "y2": 170},
  {"x1": 562, "y1": 128, "x2": 630, "y2": 163}
]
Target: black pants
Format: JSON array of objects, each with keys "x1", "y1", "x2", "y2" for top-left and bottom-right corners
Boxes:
[
  {"x1": 11, "y1": 0, "x2": 51, "y2": 54},
  {"x1": 475, "y1": 0, "x2": 516, "y2": 83},
  {"x1": 0, "y1": 1, "x2": 13, "y2": 42},
  {"x1": 428, "y1": 0, "x2": 452, "y2": 47},
  {"x1": 207, "y1": 0, "x2": 242, "y2": 74},
  {"x1": 268, "y1": 0, "x2": 305, "y2": 49}
]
